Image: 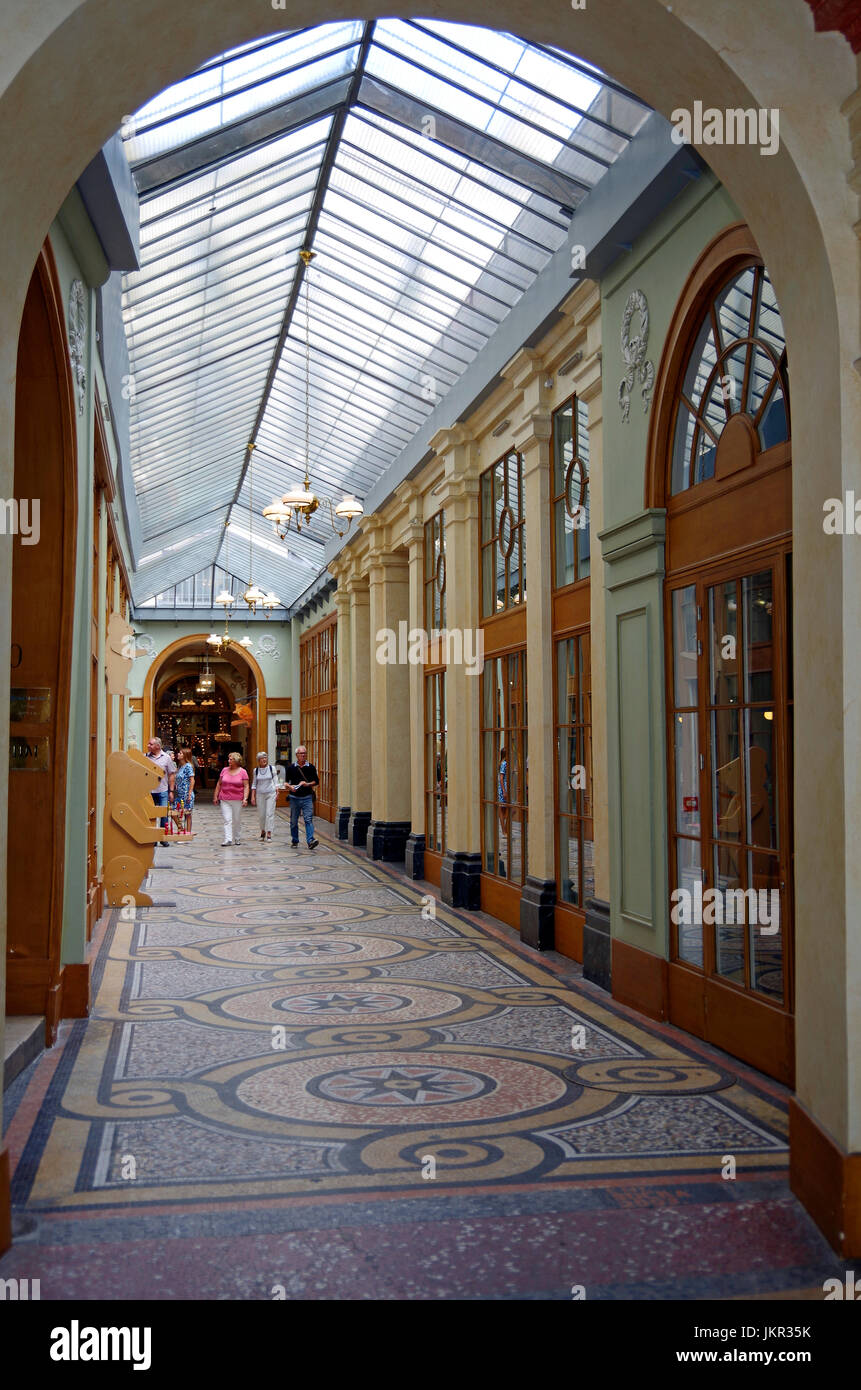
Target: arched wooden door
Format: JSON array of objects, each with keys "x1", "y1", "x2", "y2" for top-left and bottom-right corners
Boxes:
[
  {"x1": 7, "y1": 247, "x2": 77, "y2": 1039},
  {"x1": 649, "y1": 225, "x2": 794, "y2": 1084}
]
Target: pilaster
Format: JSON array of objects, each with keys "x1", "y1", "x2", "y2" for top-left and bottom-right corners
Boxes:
[
  {"x1": 367, "y1": 546, "x2": 411, "y2": 859},
  {"x1": 429, "y1": 428, "x2": 482, "y2": 907},
  {"x1": 331, "y1": 572, "x2": 352, "y2": 837},
  {"x1": 346, "y1": 574, "x2": 371, "y2": 845}
]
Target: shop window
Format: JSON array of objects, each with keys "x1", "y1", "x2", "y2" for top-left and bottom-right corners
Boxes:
[
  {"x1": 552, "y1": 397, "x2": 590, "y2": 587},
  {"x1": 480, "y1": 651, "x2": 527, "y2": 884},
  {"x1": 555, "y1": 633, "x2": 593, "y2": 907},
  {"x1": 480, "y1": 450, "x2": 525, "y2": 618},
  {"x1": 425, "y1": 670, "x2": 447, "y2": 853},
  {"x1": 424, "y1": 509, "x2": 446, "y2": 631}
]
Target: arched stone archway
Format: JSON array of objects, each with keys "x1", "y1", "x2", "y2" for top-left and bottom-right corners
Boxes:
[
  {"x1": 0, "y1": 0, "x2": 859, "y2": 1251},
  {"x1": 143, "y1": 635, "x2": 268, "y2": 769}
]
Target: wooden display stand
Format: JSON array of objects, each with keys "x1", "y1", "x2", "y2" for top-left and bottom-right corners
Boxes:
[{"x1": 103, "y1": 749, "x2": 168, "y2": 906}]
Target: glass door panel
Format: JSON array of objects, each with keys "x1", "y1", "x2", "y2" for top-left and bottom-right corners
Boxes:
[{"x1": 669, "y1": 555, "x2": 791, "y2": 1010}]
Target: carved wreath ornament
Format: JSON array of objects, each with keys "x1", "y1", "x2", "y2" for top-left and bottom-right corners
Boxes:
[
  {"x1": 618, "y1": 288, "x2": 655, "y2": 423},
  {"x1": 68, "y1": 279, "x2": 87, "y2": 416}
]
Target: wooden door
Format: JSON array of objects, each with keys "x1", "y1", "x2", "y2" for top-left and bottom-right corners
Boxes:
[
  {"x1": 667, "y1": 549, "x2": 794, "y2": 1082},
  {"x1": 7, "y1": 250, "x2": 77, "y2": 1037}
]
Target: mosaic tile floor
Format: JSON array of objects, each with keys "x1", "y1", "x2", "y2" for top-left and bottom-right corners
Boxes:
[{"x1": 0, "y1": 807, "x2": 850, "y2": 1299}]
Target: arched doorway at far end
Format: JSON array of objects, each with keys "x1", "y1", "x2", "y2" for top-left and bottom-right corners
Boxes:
[{"x1": 143, "y1": 636, "x2": 268, "y2": 780}]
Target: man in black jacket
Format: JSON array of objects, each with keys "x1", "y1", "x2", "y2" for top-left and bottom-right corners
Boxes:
[{"x1": 287, "y1": 745, "x2": 319, "y2": 849}]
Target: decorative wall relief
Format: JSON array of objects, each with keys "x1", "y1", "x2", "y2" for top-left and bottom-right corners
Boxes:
[
  {"x1": 257, "y1": 634, "x2": 280, "y2": 659},
  {"x1": 619, "y1": 288, "x2": 655, "y2": 422},
  {"x1": 68, "y1": 279, "x2": 87, "y2": 416},
  {"x1": 133, "y1": 633, "x2": 156, "y2": 661}
]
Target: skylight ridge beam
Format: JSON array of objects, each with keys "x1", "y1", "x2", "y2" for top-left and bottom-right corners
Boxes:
[{"x1": 220, "y1": 18, "x2": 378, "y2": 571}]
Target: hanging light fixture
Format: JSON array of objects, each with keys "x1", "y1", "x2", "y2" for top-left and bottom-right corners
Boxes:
[{"x1": 262, "y1": 249, "x2": 364, "y2": 540}]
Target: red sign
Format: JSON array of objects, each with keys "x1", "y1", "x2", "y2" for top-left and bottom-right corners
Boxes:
[{"x1": 683, "y1": 795, "x2": 699, "y2": 813}]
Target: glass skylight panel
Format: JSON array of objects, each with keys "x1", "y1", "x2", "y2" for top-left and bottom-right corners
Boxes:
[
  {"x1": 121, "y1": 20, "x2": 649, "y2": 606},
  {"x1": 124, "y1": 23, "x2": 361, "y2": 161}
]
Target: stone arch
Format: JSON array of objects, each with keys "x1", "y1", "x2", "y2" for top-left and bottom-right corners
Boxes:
[
  {"x1": 143, "y1": 635, "x2": 268, "y2": 762},
  {"x1": 0, "y1": 0, "x2": 858, "y2": 1240}
]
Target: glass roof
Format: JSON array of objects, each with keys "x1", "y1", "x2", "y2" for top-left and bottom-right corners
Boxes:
[{"x1": 121, "y1": 19, "x2": 649, "y2": 607}]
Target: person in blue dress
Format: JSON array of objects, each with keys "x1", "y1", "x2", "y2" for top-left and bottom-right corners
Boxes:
[{"x1": 173, "y1": 746, "x2": 196, "y2": 833}]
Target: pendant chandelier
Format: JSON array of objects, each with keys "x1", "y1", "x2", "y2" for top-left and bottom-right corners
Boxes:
[{"x1": 262, "y1": 249, "x2": 364, "y2": 541}]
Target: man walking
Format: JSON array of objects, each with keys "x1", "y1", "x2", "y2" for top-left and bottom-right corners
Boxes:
[
  {"x1": 146, "y1": 736, "x2": 176, "y2": 830},
  {"x1": 286, "y1": 745, "x2": 319, "y2": 849}
]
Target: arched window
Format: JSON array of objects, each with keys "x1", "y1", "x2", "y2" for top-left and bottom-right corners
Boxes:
[{"x1": 670, "y1": 264, "x2": 789, "y2": 494}]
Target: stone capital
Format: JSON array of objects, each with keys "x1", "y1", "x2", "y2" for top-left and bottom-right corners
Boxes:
[
  {"x1": 367, "y1": 549, "x2": 410, "y2": 584},
  {"x1": 512, "y1": 408, "x2": 553, "y2": 457},
  {"x1": 430, "y1": 423, "x2": 477, "y2": 459},
  {"x1": 501, "y1": 346, "x2": 545, "y2": 392}
]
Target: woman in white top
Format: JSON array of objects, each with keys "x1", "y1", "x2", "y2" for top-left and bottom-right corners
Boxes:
[{"x1": 251, "y1": 751, "x2": 280, "y2": 841}]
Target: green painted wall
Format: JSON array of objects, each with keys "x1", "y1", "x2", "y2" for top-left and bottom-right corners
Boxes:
[
  {"x1": 49, "y1": 219, "x2": 98, "y2": 969},
  {"x1": 600, "y1": 174, "x2": 740, "y2": 959}
]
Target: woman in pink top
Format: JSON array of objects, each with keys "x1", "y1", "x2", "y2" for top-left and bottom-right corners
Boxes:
[{"x1": 213, "y1": 752, "x2": 249, "y2": 845}]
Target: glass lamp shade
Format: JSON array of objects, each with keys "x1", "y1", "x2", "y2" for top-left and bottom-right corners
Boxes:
[
  {"x1": 334, "y1": 493, "x2": 364, "y2": 520},
  {"x1": 281, "y1": 485, "x2": 315, "y2": 510},
  {"x1": 206, "y1": 632, "x2": 222, "y2": 647},
  {"x1": 214, "y1": 588, "x2": 235, "y2": 608},
  {"x1": 262, "y1": 592, "x2": 280, "y2": 608},
  {"x1": 243, "y1": 583, "x2": 267, "y2": 607},
  {"x1": 239, "y1": 636, "x2": 254, "y2": 650},
  {"x1": 263, "y1": 500, "x2": 292, "y2": 524}
]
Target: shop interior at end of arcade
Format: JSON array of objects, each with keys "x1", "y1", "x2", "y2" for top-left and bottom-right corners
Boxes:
[{"x1": 154, "y1": 651, "x2": 266, "y2": 799}]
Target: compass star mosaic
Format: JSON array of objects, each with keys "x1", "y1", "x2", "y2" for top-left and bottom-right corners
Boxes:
[{"x1": 8, "y1": 808, "x2": 792, "y2": 1220}]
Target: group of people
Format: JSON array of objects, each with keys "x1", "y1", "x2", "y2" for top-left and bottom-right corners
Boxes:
[{"x1": 144, "y1": 737, "x2": 320, "y2": 849}]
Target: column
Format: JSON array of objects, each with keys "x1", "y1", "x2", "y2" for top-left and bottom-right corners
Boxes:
[
  {"x1": 403, "y1": 514, "x2": 427, "y2": 879},
  {"x1": 366, "y1": 546, "x2": 411, "y2": 861},
  {"x1": 581, "y1": 361, "x2": 613, "y2": 989},
  {"x1": 512, "y1": 378, "x2": 556, "y2": 949},
  {"x1": 332, "y1": 581, "x2": 352, "y2": 839},
  {"x1": 432, "y1": 429, "x2": 482, "y2": 909},
  {"x1": 346, "y1": 576, "x2": 371, "y2": 848},
  {"x1": 291, "y1": 617, "x2": 300, "y2": 755}
]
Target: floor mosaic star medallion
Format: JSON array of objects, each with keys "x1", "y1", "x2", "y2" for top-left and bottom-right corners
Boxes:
[{"x1": 12, "y1": 807, "x2": 788, "y2": 1213}]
